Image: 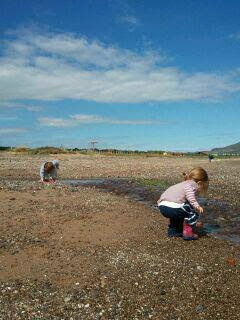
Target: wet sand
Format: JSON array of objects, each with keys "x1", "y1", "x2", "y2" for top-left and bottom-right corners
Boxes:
[{"x1": 0, "y1": 152, "x2": 239, "y2": 319}]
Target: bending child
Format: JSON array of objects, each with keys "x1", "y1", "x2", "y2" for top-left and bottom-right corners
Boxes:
[
  {"x1": 39, "y1": 160, "x2": 59, "y2": 183},
  {"x1": 157, "y1": 167, "x2": 209, "y2": 241}
]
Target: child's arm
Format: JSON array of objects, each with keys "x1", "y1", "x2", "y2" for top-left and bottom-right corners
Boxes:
[
  {"x1": 50, "y1": 167, "x2": 57, "y2": 181},
  {"x1": 39, "y1": 163, "x2": 45, "y2": 181},
  {"x1": 184, "y1": 182, "x2": 202, "y2": 211},
  {"x1": 196, "y1": 221, "x2": 204, "y2": 228}
]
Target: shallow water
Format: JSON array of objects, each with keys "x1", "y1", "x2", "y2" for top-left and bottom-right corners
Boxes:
[{"x1": 61, "y1": 178, "x2": 240, "y2": 244}]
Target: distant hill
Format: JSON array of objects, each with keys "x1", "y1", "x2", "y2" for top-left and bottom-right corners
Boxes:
[{"x1": 211, "y1": 141, "x2": 240, "y2": 153}]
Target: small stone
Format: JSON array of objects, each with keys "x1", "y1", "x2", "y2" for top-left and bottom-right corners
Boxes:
[
  {"x1": 197, "y1": 266, "x2": 204, "y2": 271},
  {"x1": 100, "y1": 277, "x2": 106, "y2": 288},
  {"x1": 196, "y1": 305, "x2": 204, "y2": 312},
  {"x1": 64, "y1": 295, "x2": 72, "y2": 303}
]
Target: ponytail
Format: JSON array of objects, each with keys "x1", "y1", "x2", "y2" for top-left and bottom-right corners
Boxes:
[{"x1": 183, "y1": 167, "x2": 208, "y2": 183}]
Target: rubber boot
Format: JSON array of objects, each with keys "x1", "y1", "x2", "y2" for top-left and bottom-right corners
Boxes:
[{"x1": 183, "y1": 222, "x2": 198, "y2": 241}]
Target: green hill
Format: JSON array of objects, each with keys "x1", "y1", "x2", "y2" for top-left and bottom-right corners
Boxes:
[{"x1": 211, "y1": 141, "x2": 240, "y2": 153}]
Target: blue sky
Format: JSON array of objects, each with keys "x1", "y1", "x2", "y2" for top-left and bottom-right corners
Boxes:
[{"x1": 1, "y1": 0, "x2": 240, "y2": 151}]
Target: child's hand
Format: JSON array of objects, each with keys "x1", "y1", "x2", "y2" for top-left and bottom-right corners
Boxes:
[
  {"x1": 196, "y1": 221, "x2": 204, "y2": 228},
  {"x1": 196, "y1": 206, "x2": 204, "y2": 214}
]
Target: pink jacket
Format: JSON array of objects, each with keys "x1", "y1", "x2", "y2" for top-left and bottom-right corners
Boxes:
[{"x1": 158, "y1": 180, "x2": 200, "y2": 209}]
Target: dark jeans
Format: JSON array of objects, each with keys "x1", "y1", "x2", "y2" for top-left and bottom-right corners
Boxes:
[{"x1": 159, "y1": 205, "x2": 188, "y2": 236}]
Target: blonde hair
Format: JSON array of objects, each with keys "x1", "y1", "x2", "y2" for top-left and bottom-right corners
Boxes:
[
  {"x1": 44, "y1": 161, "x2": 54, "y2": 173},
  {"x1": 182, "y1": 167, "x2": 209, "y2": 183}
]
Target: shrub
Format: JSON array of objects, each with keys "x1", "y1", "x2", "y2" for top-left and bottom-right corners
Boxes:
[
  {"x1": 34, "y1": 146, "x2": 68, "y2": 154},
  {"x1": 14, "y1": 146, "x2": 30, "y2": 153}
]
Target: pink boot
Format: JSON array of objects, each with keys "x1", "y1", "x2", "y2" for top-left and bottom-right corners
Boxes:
[{"x1": 183, "y1": 222, "x2": 198, "y2": 241}]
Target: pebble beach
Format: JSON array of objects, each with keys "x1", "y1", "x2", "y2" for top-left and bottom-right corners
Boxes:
[{"x1": 0, "y1": 152, "x2": 239, "y2": 320}]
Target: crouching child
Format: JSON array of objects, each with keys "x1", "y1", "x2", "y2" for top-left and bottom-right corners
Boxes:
[
  {"x1": 157, "y1": 167, "x2": 209, "y2": 240},
  {"x1": 39, "y1": 160, "x2": 59, "y2": 183}
]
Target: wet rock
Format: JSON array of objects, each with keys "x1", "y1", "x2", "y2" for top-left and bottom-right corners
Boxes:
[{"x1": 195, "y1": 305, "x2": 204, "y2": 312}]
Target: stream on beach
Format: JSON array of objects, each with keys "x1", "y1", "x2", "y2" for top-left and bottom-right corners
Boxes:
[{"x1": 61, "y1": 178, "x2": 240, "y2": 245}]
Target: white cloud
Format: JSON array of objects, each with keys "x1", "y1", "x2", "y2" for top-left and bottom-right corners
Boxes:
[
  {"x1": 25, "y1": 106, "x2": 43, "y2": 111},
  {"x1": 38, "y1": 114, "x2": 163, "y2": 127},
  {"x1": 121, "y1": 15, "x2": 138, "y2": 25},
  {"x1": 112, "y1": 0, "x2": 139, "y2": 29},
  {"x1": 0, "y1": 29, "x2": 239, "y2": 103},
  {"x1": 0, "y1": 128, "x2": 27, "y2": 134},
  {"x1": 71, "y1": 114, "x2": 163, "y2": 125},
  {"x1": 116, "y1": 14, "x2": 139, "y2": 28},
  {"x1": 38, "y1": 117, "x2": 76, "y2": 127},
  {"x1": 0, "y1": 102, "x2": 43, "y2": 112}
]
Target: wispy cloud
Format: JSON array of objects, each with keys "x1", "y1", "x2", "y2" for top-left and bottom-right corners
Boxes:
[
  {"x1": 120, "y1": 15, "x2": 138, "y2": 25},
  {"x1": 38, "y1": 114, "x2": 164, "y2": 127},
  {"x1": 112, "y1": 0, "x2": 139, "y2": 29},
  {"x1": 229, "y1": 32, "x2": 240, "y2": 40},
  {"x1": 0, "y1": 116, "x2": 17, "y2": 120},
  {"x1": 38, "y1": 117, "x2": 75, "y2": 127},
  {"x1": 0, "y1": 128, "x2": 27, "y2": 134},
  {"x1": 25, "y1": 106, "x2": 43, "y2": 111},
  {"x1": 0, "y1": 29, "x2": 239, "y2": 103},
  {"x1": 116, "y1": 14, "x2": 139, "y2": 29},
  {"x1": 71, "y1": 114, "x2": 162, "y2": 125},
  {"x1": 0, "y1": 102, "x2": 43, "y2": 112}
]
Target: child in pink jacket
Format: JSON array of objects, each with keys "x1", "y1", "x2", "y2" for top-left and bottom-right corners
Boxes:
[{"x1": 158, "y1": 167, "x2": 209, "y2": 240}]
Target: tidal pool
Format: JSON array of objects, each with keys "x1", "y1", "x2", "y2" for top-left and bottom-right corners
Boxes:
[{"x1": 61, "y1": 178, "x2": 240, "y2": 244}]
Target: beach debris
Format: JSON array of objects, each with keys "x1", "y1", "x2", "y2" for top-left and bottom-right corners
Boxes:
[{"x1": 225, "y1": 258, "x2": 237, "y2": 267}]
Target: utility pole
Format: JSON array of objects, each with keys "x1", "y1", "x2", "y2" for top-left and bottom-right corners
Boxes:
[{"x1": 89, "y1": 141, "x2": 98, "y2": 150}]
